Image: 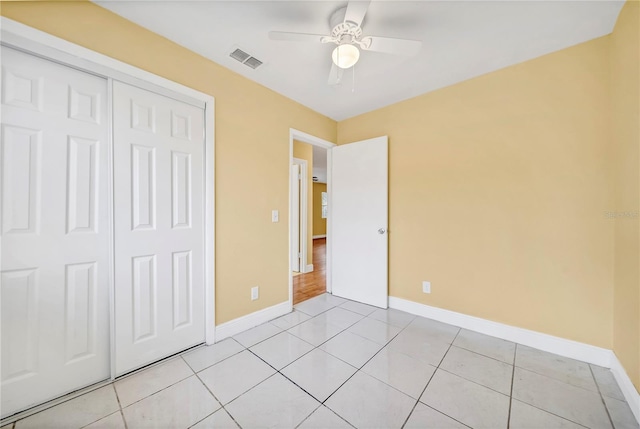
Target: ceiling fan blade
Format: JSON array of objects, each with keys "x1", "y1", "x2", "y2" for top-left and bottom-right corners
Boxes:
[
  {"x1": 268, "y1": 31, "x2": 327, "y2": 43},
  {"x1": 344, "y1": 0, "x2": 371, "y2": 27},
  {"x1": 361, "y1": 36, "x2": 422, "y2": 56},
  {"x1": 328, "y1": 63, "x2": 344, "y2": 86}
]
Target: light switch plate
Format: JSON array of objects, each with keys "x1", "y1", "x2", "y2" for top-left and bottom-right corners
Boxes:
[
  {"x1": 251, "y1": 286, "x2": 259, "y2": 301},
  {"x1": 272, "y1": 210, "x2": 279, "y2": 222}
]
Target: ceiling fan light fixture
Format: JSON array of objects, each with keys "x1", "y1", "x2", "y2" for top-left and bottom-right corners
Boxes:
[{"x1": 332, "y1": 44, "x2": 360, "y2": 69}]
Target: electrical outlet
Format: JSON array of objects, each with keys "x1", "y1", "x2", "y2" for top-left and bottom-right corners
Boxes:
[
  {"x1": 422, "y1": 281, "x2": 431, "y2": 294},
  {"x1": 271, "y1": 210, "x2": 279, "y2": 222},
  {"x1": 251, "y1": 286, "x2": 259, "y2": 301}
]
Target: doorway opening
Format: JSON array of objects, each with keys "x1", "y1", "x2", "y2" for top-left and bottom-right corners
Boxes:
[
  {"x1": 288, "y1": 129, "x2": 335, "y2": 306},
  {"x1": 292, "y1": 144, "x2": 329, "y2": 304}
]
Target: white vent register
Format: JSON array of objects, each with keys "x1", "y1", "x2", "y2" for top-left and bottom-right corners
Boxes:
[{"x1": 229, "y1": 48, "x2": 263, "y2": 69}]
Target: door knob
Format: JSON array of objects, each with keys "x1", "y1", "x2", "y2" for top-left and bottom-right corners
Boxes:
[{"x1": 378, "y1": 228, "x2": 386, "y2": 235}]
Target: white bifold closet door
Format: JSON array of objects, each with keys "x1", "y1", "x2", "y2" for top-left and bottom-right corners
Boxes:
[
  {"x1": 1, "y1": 47, "x2": 110, "y2": 417},
  {"x1": 112, "y1": 81, "x2": 205, "y2": 376}
]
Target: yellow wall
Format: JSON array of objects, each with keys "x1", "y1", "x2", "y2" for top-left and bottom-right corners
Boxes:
[
  {"x1": 313, "y1": 183, "x2": 327, "y2": 236},
  {"x1": 293, "y1": 140, "x2": 314, "y2": 266},
  {"x1": 339, "y1": 37, "x2": 614, "y2": 349},
  {"x1": 0, "y1": 1, "x2": 337, "y2": 324},
  {"x1": 611, "y1": 0, "x2": 640, "y2": 389}
]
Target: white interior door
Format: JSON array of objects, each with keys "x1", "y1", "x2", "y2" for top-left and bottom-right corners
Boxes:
[
  {"x1": 331, "y1": 136, "x2": 388, "y2": 308},
  {"x1": 1, "y1": 47, "x2": 110, "y2": 417},
  {"x1": 113, "y1": 81, "x2": 205, "y2": 376}
]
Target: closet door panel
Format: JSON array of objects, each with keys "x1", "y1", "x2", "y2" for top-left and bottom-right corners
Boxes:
[
  {"x1": 113, "y1": 81, "x2": 205, "y2": 375},
  {"x1": 0, "y1": 47, "x2": 110, "y2": 418}
]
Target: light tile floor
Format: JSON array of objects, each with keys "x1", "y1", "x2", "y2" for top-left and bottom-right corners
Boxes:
[{"x1": 3, "y1": 293, "x2": 638, "y2": 429}]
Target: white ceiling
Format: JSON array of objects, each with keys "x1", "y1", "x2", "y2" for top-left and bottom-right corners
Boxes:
[{"x1": 95, "y1": 0, "x2": 624, "y2": 121}]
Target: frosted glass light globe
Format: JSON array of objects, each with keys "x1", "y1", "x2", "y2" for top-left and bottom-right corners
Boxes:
[{"x1": 332, "y1": 44, "x2": 360, "y2": 69}]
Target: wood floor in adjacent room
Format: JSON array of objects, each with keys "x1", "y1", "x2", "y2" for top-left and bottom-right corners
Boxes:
[{"x1": 293, "y1": 238, "x2": 326, "y2": 305}]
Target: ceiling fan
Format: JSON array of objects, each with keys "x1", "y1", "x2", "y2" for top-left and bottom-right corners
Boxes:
[{"x1": 269, "y1": 1, "x2": 422, "y2": 85}]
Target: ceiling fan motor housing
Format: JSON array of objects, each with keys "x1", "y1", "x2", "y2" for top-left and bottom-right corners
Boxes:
[{"x1": 331, "y1": 22, "x2": 363, "y2": 44}]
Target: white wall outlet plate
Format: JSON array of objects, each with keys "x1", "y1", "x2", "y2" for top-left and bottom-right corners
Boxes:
[
  {"x1": 271, "y1": 210, "x2": 279, "y2": 222},
  {"x1": 422, "y1": 281, "x2": 431, "y2": 294},
  {"x1": 251, "y1": 286, "x2": 259, "y2": 301}
]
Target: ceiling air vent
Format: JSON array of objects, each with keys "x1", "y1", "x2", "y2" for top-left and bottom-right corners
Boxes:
[
  {"x1": 230, "y1": 48, "x2": 250, "y2": 63},
  {"x1": 244, "y1": 57, "x2": 263, "y2": 69},
  {"x1": 229, "y1": 48, "x2": 264, "y2": 70}
]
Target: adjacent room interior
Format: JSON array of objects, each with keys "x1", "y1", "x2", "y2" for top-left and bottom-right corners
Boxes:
[
  {"x1": 0, "y1": 0, "x2": 638, "y2": 428},
  {"x1": 292, "y1": 139, "x2": 330, "y2": 304}
]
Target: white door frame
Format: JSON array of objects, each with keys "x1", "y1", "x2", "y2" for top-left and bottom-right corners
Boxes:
[
  {"x1": 0, "y1": 18, "x2": 217, "y2": 372},
  {"x1": 288, "y1": 129, "x2": 336, "y2": 306},
  {"x1": 291, "y1": 158, "x2": 308, "y2": 274}
]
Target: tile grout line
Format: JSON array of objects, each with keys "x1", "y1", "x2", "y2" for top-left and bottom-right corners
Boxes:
[
  {"x1": 243, "y1": 333, "x2": 362, "y2": 427},
  {"x1": 191, "y1": 363, "x2": 244, "y2": 429},
  {"x1": 320, "y1": 313, "x2": 416, "y2": 406},
  {"x1": 109, "y1": 383, "x2": 129, "y2": 429},
  {"x1": 317, "y1": 314, "x2": 437, "y2": 427},
  {"x1": 515, "y1": 365, "x2": 606, "y2": 395},
  {"x1": 507, "y1": 369, "x2": 601, "y2": 428},
  {"x1": 118, "y1": 409, "x2": 128, "y2": 429},
  {"x1": 588, "y1": 363, "x2": 616, "y2": 429},
  {"x1": 2, "y1": 380, "x2": 114, "y2": 427},
  {"x1": 506, "y1": 343, "x2": 518, "y2": 429},
  {"x1": 257, "y1": 307, "x2": 397, "y2": 425},
  {"x1": 451, "y1": 342, "x2": 516, "y2": 366},
  {"x1": 112, "y1": 368, "x2": 194, "y2": 409},
  {"x1": 292, "y1": 404, "x2": 324, "y2": 429},
  {"x1": 243, "y1": 333, "x2": 362, "y2": 429},
  {"x1": 105, "y1": 355, "x2": 206, "y2": 424},
  {"x1": 401, "y1": 326, "x2": 463, "y2": 429},
  {"x1": 222, "y1": 371, "x2": 311, "y2": 428},
  {"x1": 433, "y1": 366, "x2": 514, "y2": 398},
  {"x1": 433, "y1": 344, "x2": 593, "y2": 428},
  {"x1": 213, "y1": 297, "x2": 359, "y2": 427},
  {"x1": 243, "y1": 298, "x2": 355, "y2": 349},
  {"x1": 182, "y1": 338, "x2": 246, "y2": 373}
]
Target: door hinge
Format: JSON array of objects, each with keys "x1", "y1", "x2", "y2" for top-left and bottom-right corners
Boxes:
[
  {"x1": 298, "y1": 174, "x2": 302, "y2": 180},
  {"x1": 298, "y1": 252, "x2": 302, "y2": 258}
]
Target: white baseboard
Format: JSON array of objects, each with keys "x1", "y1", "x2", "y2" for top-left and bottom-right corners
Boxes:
[
  {"x1": 215, "y1": 301, "x2": 291, "y2": 341},
  {"x1": 313, "y1": 235, "x2": 326, "y2": 239},
  {"x1": 610, "y1": 352, "x2": 640, "y2": 423},
  {"x1": 305, "y1": 264, "x2": 314, "y2": 273},
  {"x1": 388, "y1": 297, "x2": 612, "y2": 367}
]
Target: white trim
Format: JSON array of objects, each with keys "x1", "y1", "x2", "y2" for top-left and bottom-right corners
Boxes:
[
  {"x1": 305, "y1": 264, "x2": 314, "y2": 273},
  {"x1": 326, "y1": 149, "x2": 333, "y2": 293},
  {"x1": 292, "y1": 158, "x2": 309, "y2": 275},
  {"x1": 215, "y1": 301, "x2": 291, "y2": 341},
  {"x1": 1, "y1": 18, "x2": 216, "y2": 365},
  {"x1": 291, "y1": 129, "x2": 336, "y2": 149},
  {"x1": 289, "y1": 129, "x2": 336, "y2": 303},
  {"x1": 313, "y1": 235, "x2": 327, "y2": 239},
  {"x1": 204, "y1": 100, "x2": 216, "y2": 345},
  {"x1": 388, "y1": 297, "x2": 612, "y2": 367},
  {"x1": 610, "y1": 352, "x2": 640, "y2": 424},
  {"x1": 106, "y1": 79, "x2": 116, "y2": 379}
]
